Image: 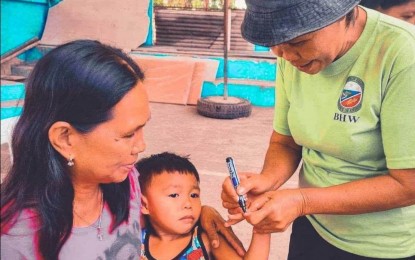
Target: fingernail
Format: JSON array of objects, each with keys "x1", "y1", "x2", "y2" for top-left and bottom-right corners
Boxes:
[
  {"x1": 212, "y1": 240, "x2": 219, "y2": 248},
  {"x1": 237, "y1": 187, "x2": 245, "y2": 194}
]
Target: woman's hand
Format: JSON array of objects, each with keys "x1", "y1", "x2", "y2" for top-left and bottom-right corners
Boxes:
[
  {"x1": 221, "y1": 173, "x2": 276, "y2": 225},
  {"x1": 244, "y1": 189, "x2": 306, "y2": 233},
  {"x1": 199, "y1": 205, "x2": 246, "y2": 257}
]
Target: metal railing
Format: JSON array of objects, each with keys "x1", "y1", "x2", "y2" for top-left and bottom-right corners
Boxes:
[{"x1": 153, "y1": 0, "x2": 246, "y2": 10}]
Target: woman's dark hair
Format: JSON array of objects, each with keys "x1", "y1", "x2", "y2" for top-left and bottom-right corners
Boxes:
[
  {"x1": 1, "y1": 40, "x2": 144, "y2": 259},
  {"x1": 360, "y1": 0, "x2": 411, "y2": 10}
]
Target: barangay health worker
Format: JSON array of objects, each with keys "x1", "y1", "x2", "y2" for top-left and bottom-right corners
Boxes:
[{"x1": 221, "y1": 0, "x2": 415, "y2": 259}]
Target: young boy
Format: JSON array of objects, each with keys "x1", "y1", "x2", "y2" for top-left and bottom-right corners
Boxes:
[{"x1": 136, "y1": 152, "x2": 270, "y2": 260}]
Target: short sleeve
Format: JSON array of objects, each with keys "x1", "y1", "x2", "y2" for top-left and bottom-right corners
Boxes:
[
  {"x1": 273, "y1": 58, "x2": 291, "y2": 135},
  {"x1": 381, "y1": 62, "x2": 415, "y2": 169}
]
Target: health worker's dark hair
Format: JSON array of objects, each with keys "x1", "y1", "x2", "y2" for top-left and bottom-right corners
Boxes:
[{"x1": 345, "y1": 6, "x2": 359, "y2": 27}]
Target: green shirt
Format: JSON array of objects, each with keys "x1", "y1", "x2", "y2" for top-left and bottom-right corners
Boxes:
[{"x1": 274, "y1": 8, "x2": 415, "y2": 258}]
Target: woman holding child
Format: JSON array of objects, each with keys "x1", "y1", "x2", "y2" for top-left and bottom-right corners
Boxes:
[
  {"x1": 1, "y1": 40, "x2": 243, "y2": 259},
  {"x1": 222, "y1": 0, "x2": 415, "y2": 259}
]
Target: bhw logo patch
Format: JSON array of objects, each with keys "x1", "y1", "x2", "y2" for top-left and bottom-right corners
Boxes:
[{"x1": 338, "y1": 76, "x2": 364, "y2": 113}]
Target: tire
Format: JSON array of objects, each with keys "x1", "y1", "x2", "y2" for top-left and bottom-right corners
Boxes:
[{"x1": 197, "y1": 96, "x2": 252, "y2": 119}]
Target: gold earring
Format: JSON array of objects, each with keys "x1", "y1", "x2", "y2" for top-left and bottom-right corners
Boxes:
[{"x1": 67, "y1": 155, "x2": 74, "y2": 167}]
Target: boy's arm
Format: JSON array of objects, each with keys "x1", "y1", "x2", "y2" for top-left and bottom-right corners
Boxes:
[
  {"x1": 201, "y1": 230, "x2": 270, "y2": 260},
  {"x1": 244, "y1": 232, "x2": 271, "y2": 260}
]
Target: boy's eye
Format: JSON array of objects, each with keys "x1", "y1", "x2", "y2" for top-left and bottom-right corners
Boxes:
[
  {"x1": 190, "y1": 193, "x2": 199, "y2": 198},
  {"x1": 169, "y1": 193, "x2": 179, "y2": 198}
]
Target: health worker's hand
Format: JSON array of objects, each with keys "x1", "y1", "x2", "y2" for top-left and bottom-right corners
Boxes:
[
  {"x1": 244, "y1": 189, "x2": 306, "y2": 233},
  {"x1": 221, "y1": 173, "x2": 276, "y2": 226}
]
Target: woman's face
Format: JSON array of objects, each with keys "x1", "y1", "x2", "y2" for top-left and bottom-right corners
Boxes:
[
  {"x1": 71, "y1": 81, "x2": 150, "y2": 184},
  {"x1": 378, "y1": 1, "x2": 415, "y2": 24},
  {"x1": 270, "y1": 18, "x2": 353, "y2": 75}
]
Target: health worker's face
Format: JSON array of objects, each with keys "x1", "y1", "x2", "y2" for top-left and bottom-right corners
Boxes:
[
  {"x1": 71, "y1": 82, "x2": 150, "y2": 184},
  {"x1": 270, "y1": 18, "x2": 351, "y2": 74},
  {"x1": 142, "y1": 172, "x2": 202, "y2": 236},
  {"x1": 378, "y1": 1, "x2": 415, "y2": 24}
]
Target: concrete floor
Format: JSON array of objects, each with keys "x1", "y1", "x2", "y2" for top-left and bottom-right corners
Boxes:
[{"x1": 1, "y1": 102, "x2": 299, "y2": 259}]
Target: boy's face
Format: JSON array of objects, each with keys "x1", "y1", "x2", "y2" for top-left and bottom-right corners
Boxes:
[{"x1": 141, "y1": 171, "x2": 201, "y2": 235}]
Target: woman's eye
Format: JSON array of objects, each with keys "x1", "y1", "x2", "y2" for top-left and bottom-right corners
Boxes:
[
  {"x1": 123, "y1": 132, "x2": 135, "y2": 138},
  {"x1": 402, "y1": 15, "x2": 414, "y2": 21},
  {"x1": 291, "y1": 41, "x2": 305, "y2": 46},
  {"x1": 169, "y1": 193, "x2": 179, "y2": 198},
  {"x1": 191, "y1": 193, "x2": 200, "y2": 198}
]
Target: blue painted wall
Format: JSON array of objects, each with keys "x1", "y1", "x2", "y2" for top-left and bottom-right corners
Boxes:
[
  {"x1": 201, "y1": 82, "x2": 275, "y2": 107},
  {"x1": 0, "y1": 83, "x2": 25, "y2": 102},
  {"x1": 144, "y1": 0, "x2": 154, "y2": 46},
  {"x1": 0, "y1": 82, "x2": 25, "y2": 119},
  {"x1": 0, "y1": 0, "x2": 50, "y2": 57},
  {"x1": 208, "y1": 57, "x2": 276, "y2": 81},
  {"x1": 1, "y1": 107, "x2": 24, "y2": 120},
  {"x1": 130, "y1": 52, "x2": 277, "y2": 107},
  {"x1": 254, "y1": 45, "x2": 270, "y2": 52}
]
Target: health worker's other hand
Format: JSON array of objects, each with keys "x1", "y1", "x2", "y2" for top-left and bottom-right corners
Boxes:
[
  {"x1": 200, "y1": 205, "x2": 246, "y2": 257},
  {"x1": 245, "y1": 189, "x2": 306, "y2": 233},
  {"x1": 221, "y1": 173, "x2": 275, "y2": 225}
]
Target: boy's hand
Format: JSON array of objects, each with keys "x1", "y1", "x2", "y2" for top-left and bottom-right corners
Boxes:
[
  {"x1": 200, "y1": 205, "x2": 246, "y2": 257},
  {"x1": 222, "y1": 173, "x2": 274, "y2": 218}
]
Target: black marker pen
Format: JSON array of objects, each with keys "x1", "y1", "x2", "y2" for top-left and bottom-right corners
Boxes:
[{"x1": 226, "y1": 157, "x2": 247, "y2": 213}]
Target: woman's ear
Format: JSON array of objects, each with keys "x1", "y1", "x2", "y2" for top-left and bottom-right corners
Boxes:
[
  {"x1": 141, "y1": 195, "x2": 150, "y2": 215},
  {"x1": 48, "y1": 121, "x2": 77, "y2": 159}
]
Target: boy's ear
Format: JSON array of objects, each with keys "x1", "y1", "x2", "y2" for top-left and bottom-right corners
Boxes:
[
  {"x1": 141, "y1": 195, "x2": 150, "y2": 215},
  {"x1": 48, "y1": 121, "x2": 77, "y2": 159}
]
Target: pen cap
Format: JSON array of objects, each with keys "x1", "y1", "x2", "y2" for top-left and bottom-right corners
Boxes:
[{"x1": 226, "y1": 157, "x2": 240, "y2": 188}]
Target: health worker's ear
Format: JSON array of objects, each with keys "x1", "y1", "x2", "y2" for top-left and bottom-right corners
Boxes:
[
  {"x1": 141, "y1": 195, "x2": 150, "y2": 215},
  {"x1": 48, "y1": 121, "x2": 78, "y2": 160}
]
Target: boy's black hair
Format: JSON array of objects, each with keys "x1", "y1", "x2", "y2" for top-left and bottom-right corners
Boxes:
[{"x1": 136, "y1": 152, "x2": 200, "y2": 194}]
